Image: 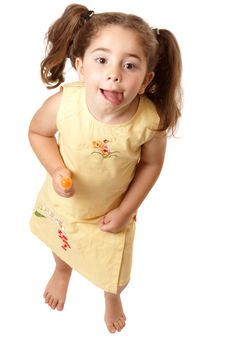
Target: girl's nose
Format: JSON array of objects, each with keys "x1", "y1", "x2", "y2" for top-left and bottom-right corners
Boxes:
[
  {"x1": 106, "y1": 69, "x2": 121, "y2": 83},
  {"x1": 108, "y1": 76, "x2": 120, "y2": 82}
]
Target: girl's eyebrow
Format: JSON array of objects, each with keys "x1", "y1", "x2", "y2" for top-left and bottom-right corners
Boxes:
[
  {"x1": 90, "y1": 47, "x2": 110, "y2": 53},
  {"x1": 90, "y1": 47, "x2": 142, "y2": 61}
]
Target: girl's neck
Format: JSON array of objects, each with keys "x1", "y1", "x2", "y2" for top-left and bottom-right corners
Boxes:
[{"x1": 86, "y1": 95, "x2": 140, "y2": 125}]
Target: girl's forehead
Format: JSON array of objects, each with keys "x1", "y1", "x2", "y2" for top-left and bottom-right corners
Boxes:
[
  {"x1": 87, "y1": 25, "x2": 144, "y2": 54},
  {"x1": 90, "y1": 25, "x2": 141, "y2": 45}
]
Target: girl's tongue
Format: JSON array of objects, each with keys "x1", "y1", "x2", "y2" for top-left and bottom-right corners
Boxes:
[{"x1": 101, "y1": 89, "x2": 123, "y2": 105}]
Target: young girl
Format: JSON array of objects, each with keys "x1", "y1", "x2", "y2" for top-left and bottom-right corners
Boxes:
[{"x1": 29, "y1": 4, "x2": 182, "y2": 333}]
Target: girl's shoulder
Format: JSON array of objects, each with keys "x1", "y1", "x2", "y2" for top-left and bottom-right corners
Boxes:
[
  {"x1": 61, "y1": 81, "x2": 85, "y2": 92},
  {"x1": 58, "y1": 81, "x2": 85, "y2": 107},
  {"x1": 137, "y1": 95, "x2": 160, "y2": 129},
  {"x1": 56, "y1": 81, "x2": 85, "y2": 127},
  {"x1": 129, "y1": 95, "x2": 161, "y2": 145}
]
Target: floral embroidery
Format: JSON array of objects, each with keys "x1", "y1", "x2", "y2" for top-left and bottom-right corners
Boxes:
[
  {"x1": 34, "y1": 203, "x2": 71, "y2": 251},
  {"x1": 91, "y1": 139, "x2": 120, "y2": 159}
]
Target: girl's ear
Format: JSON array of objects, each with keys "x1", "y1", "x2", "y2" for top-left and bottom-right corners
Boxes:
[
  {"x1": 75, "y1": 57, "x2": 84, "y2": 81},
  {"x1": 138, "y1": 71, "x2": 155, "y2": 95}
]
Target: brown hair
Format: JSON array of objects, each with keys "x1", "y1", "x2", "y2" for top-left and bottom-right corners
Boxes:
[{"x1": 41, "y1": 4, "x2": 182, "y2": 133}]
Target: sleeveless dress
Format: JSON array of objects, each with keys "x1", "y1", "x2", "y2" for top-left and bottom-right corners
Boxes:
[{"x1": 30, "y1": 82, "x2": 160, "y2": 293}]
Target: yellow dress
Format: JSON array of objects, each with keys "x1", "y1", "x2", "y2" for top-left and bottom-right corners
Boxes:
[{"x1": 30, "y1": 82, "x2": 160, "y2": 293}]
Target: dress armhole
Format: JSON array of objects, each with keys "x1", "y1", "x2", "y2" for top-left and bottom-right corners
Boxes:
[
  {"x1": 56, "y1": 82, "x2": 84, "y2": 131},
  {"x1": 56, "y1": 86, "x2": 66, "y2": 131},
  {"x1": 139, "y1": 96, "x2": 161, "y2": 145}
]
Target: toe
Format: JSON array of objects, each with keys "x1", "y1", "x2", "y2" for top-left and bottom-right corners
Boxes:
[
  {"x1": 115, "y1": 317, "x2": 126, "y2": 331},
  {"x1": 107, "y1": 323, "x2": 116, "y2": 333},
  {"x1": 44, "y1": 294, "x2": 51, "y2": 304},
  {"x1": 117, "y1": 317, "x2": 126, "y2": 329},
  {"x1": 48, "y1": 297, "x2": 53, "y2": 307},
  {"x1": 113, "y1": 321, "x2": 122, "y2": 332},
  {"x1": 57, "y1": 300, "x2": 64, "y2": 311},
  {"x1": 49, "y1": 298, "x2": 57, "y2": 309}
]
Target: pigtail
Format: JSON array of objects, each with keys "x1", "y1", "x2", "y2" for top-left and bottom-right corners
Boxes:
[
  {"x1": 40, "y1": 4, "x2": 88, "y2": 89},
  {"x1": 146, "y1": 29, "x2": 182, "y2": 134}
]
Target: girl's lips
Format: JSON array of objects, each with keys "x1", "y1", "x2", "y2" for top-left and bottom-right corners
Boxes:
[{"x1": 100, "y1": 89, "x2": 123, "y2": 105}]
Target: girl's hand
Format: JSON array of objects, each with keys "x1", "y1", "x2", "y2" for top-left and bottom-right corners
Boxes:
[
  {"x1": 52, "y1": 167, "x2": 75, "y2": 198},
  {"x1": 99, "y1": 208, "x2": 132, "y2": 233}
]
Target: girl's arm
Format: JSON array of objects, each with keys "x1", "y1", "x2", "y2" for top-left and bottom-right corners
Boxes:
[
  {"x1": 100, "y1": 133, "x2": 167, "y2": 232},
  {"x1": 28, "y1": 92, "x2": 74, "y2": 197}
]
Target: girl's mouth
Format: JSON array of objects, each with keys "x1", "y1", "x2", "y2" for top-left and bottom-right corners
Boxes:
[{"x1": 100, "y1": 89, "x2": 123, "y2": 105}]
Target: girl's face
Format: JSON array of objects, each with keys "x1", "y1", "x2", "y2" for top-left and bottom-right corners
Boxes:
[{"x1": 75, "y1": 25, "x2": 154, "y2": 119}]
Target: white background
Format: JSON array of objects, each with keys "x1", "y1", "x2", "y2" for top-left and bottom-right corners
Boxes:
[{"x1": 0, "y1": 0, "x2": 232, "y2": 349}]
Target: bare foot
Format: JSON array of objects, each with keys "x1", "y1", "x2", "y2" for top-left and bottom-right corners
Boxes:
[
  {"x1": 104, "y1": 292, "x2": 126, "y2": 333},
  {"x1": 43, "y1": 268, "x2": 71, "y2": 311}
]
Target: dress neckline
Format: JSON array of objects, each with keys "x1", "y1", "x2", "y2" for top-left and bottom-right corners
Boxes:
[{"x1": 84, "y1": 92, "x2": 143, "y2": 127}]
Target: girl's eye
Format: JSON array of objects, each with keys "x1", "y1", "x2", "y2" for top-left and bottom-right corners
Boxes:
[
  {"x1": 123, "y1": 63, "x2": 136, "y2": 70},
  {"x1": 96, "y1": 57, "x2": 107, "y2": 64}
]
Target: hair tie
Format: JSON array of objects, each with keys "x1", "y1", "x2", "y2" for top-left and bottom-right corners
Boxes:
[{"x1": 82, "y1": 10, "x2": 94, "y2": 22}]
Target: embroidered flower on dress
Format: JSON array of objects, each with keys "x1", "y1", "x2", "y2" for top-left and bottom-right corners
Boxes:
[
  {"x1": 91, "y1": 139, "x2": 119, "y2": 159},
  {"x1": 34, "y1": 203, "x2": 71, "y2": 251}
]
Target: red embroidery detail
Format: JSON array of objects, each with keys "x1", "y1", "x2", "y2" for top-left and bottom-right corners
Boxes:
[{"x1": 57, "y1": 227, "x2": 71, "y2": 251}]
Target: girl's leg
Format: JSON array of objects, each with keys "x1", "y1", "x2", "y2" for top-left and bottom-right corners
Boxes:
[
  {"x1": 104, "y1": 283, "x2": 128, "y2": 333},
  {"x1": 43, "y1": 253, "x2": 72, "y2": 311}
]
